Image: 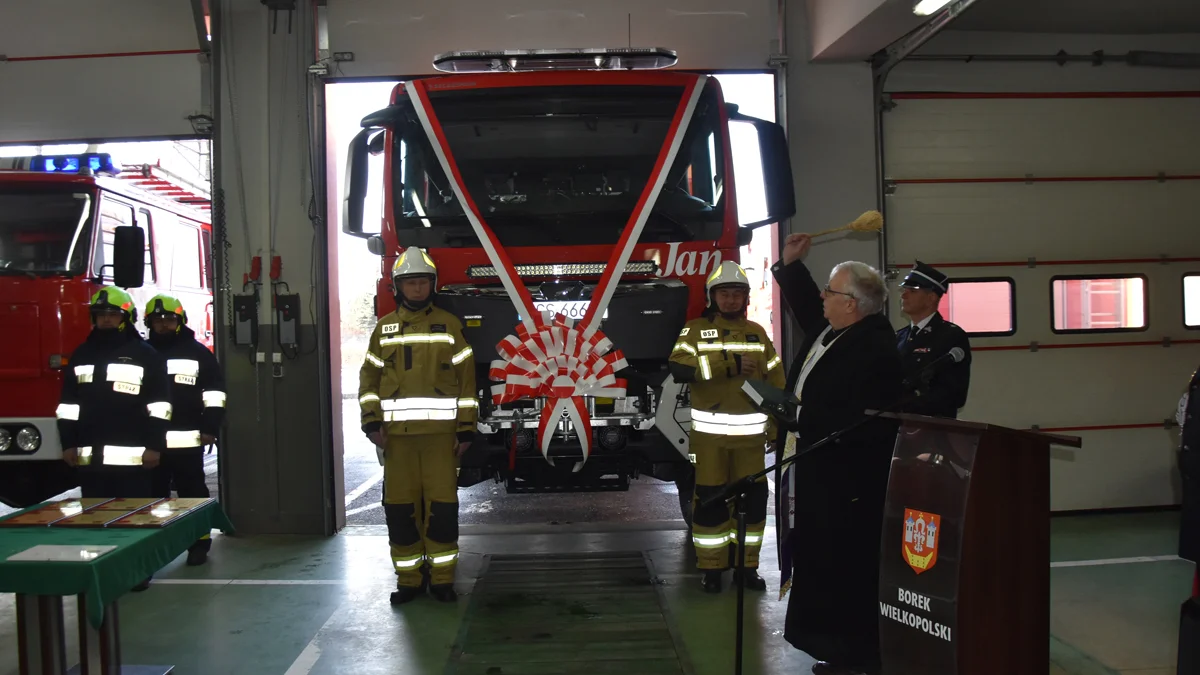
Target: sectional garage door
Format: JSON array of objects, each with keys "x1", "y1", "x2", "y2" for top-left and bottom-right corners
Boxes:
[{"x1": 882, "y1": 90, "x2": 1200, "y2": 511}]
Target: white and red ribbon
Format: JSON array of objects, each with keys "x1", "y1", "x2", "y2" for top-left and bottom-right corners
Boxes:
[{"x1": 406, "y1": 75, "x2": 706, "y2": 469}]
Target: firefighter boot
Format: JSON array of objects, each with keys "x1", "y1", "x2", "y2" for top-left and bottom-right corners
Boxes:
[
  {"x1": 390, "y1": 585, "x2": 421, "y2": 605},
  {"x1": 733, "y1": 568, "x2": 767, "y2": 591},
  {"x1": 429, "y1": 584, "x2": 458, "y2": 603},
  {"x1": 702, "y1": 571, "x2": 723, "y2": 593}
]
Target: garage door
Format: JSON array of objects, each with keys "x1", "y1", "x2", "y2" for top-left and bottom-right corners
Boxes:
[
  {"x1": 882, "y1": 89, "x2": 1200, "y2": 511},
  {"x1": 0, "y1": 0, "x2": 205, "y2": 142},
  {"x1": 325, "y1": 0, "x2": 774, "y2": 77}
]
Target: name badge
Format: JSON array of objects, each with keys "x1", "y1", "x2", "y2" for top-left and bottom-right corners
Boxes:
[
  {"x1": 175, "y1": 374, "x2": 197, "y2": 386},
  {"x1": 381, "y1": 323, "x2": 400, "y2": 335},
  {"x1": 113, "y1": 382, "x2": 141, "y2": 396},
  {"x1": 700, "y1": 329, "x2": 719, "y2": 339}
]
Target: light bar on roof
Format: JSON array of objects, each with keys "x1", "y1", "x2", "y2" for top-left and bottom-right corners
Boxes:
[
  {"x1": 431, "y1": 47, "x2": 678, "y2": 73},
  {"x1": 467, "y1": 261, "x2": 658, "y2": 279}
]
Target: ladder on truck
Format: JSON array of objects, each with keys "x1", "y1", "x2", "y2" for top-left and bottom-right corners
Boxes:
[{"x1": 118, "y1": 163, "x2": 212, "y2": 211}]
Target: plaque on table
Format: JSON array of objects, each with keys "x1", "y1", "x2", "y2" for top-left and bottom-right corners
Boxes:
[
  {"x1": 6, "y1": 544, "x2": 118, "y2": 562},
  {"x1": 54, "y1": 509, "x2": 148, "y2": 528},
  {"x1": 108, "y1": 497, "x2": 215, "y2": 528},
  {"x1": 90, "y1": 497, "x2": 165, "y2": 511},
  {"x1": 0, "y1": 498, "x2": 116, "y2": 527}
]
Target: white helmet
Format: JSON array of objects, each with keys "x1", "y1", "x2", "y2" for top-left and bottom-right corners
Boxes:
[
  {"x1": 705, "y1": 261, "x2": 750, "y2": 294},
  {"x1": 391, "y1": 246, "x2": 438, "y2": 287}
]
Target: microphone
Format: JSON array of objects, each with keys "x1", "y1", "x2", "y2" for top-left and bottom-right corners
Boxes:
[{"x1": 904, "y1": 346, "x2": 965, "y2": 389}]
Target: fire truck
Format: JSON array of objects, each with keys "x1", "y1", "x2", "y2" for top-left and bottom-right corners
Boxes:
[
  {"x1": 342, "y1": 48, "x2": 795, "y2": 511},
  {"x1": 0, "y1": 153, "x2": 214, "y2": 507}
]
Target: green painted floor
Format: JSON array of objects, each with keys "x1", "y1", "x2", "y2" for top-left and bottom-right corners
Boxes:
[{"x1": 0, "y1": 511, "x2": 1191, "y2": 675}]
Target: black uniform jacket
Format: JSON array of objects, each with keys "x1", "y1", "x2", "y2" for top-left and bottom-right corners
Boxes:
[
  {"x1": 770, "y1": 258, "x2": 904, "y2": 666},
  {"x1": 895, "y1": 311, "x2": 972, "y2": 418},
  {"x1": 56, "y1": 329, "x2": 171, "y2": 464},
  {"x1": 149, "y1": 325, "x2": 226, "y2": 448}
]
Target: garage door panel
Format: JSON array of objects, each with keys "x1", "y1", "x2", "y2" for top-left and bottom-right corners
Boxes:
[
  {"x1": 0, "y1": 53, "x2": 204, "y2": 142},
  {"x1": 1050, "y1": 429, "x2": 1180, "y2": 511},
  {"x1": 886, "y1": 182, "x2": 1200, "y2": 261},
  {"x1": 885, "y1": 99, "x2": 1200, "y2": 179},
  {"x1": 959, "y1": 347, "x2": 1197, "y2": 428},
  {"x1": 326, "y1": 0, "x2": 773, "y2": 76},
  {"x1": 0, "y1": 0, "x2": 197, "y2": 56}
]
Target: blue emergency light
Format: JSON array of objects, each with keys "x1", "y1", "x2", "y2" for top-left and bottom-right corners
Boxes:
[{"x1": 32, "y1": 153, "x2": 119, "y2": 176}]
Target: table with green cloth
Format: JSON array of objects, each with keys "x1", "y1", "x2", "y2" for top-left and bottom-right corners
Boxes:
[{"x1": 0, "y1": 500, "x2": 234, "y2": 675}]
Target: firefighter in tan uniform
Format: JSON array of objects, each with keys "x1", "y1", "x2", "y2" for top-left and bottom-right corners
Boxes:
[
  {"x1": 359, "y1": 247, "x2": 477, "y2": 605},
  {"x1": 669, "y1": 261, "x2": 785, "y2": 593}
]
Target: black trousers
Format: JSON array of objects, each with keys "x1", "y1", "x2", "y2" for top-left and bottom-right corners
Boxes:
[
  {"x1": 79, "y1": 467, "x2": 155, "y2": 499},
  {"x1": 152, "y1": 448, "x2": 212, "y2": 553}
]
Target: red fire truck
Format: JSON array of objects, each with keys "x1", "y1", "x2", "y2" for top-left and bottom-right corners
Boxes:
[
  {"x1": 342, "y1": 48, "x2": 794, "y2": 509},
  {"x1": 0, "y1": 153, "x2": 214, "y2": 507}
]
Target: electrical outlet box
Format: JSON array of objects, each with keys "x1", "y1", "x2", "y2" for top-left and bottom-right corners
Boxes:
[
  {"x1": 333, "y1": 51, "x2": 355, "y2": 62},
  {"x1": 276, "y1": 294, "x2": 300, "y2": 347},
  {"x1": 233, "y1": 294, "x2": 257, "y2": 346}
]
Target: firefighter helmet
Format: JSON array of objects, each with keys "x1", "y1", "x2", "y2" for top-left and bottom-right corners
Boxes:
[
  {"x1": 705, "y1": 261, "x2": 751, "y2": 294},
  {"x1": 143, "y1": 294, "x2": 188, "y2": 328},
  {"x1": 90, "y1": 286, "x2": 137, "y2": 324},
  {"x1": 391, "y1": 246, "x2": 438, "y2": 287}
]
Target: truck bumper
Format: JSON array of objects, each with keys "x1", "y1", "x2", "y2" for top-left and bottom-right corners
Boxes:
[{"x1": 0, "y1": 417, "x2": 62, "y2": 462}]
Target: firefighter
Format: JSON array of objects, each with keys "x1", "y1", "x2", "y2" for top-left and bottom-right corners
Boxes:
[
  {"x1": 56, "y1": 286, "x2": 172, "y2": 591},
  {"x1": 895, "y1": 261, "x2": 972, "y2": 418},
  {"x1": 144, "y1": 294, "x2": 226, "y2": 566},
  {"x1": 668, "y1": 261, "x2": 785, "y2": 593},
  {"x1": 359, "y1": 246, "x2": 477, "y2": 605}
]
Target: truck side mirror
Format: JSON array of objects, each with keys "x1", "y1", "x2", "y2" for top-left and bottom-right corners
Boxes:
[
  {"x1": 729, "y1": 110, "x2": 796, "y2": 231},
  {"x1": 342, "y1": 127, "x2": 372, "y2": 239},
  {"x1": 367, "y1": 235, "x2": 385, "y2": 255},
  {"x1": 112, "y1": 225, "x2": 145, "y2": 289}
]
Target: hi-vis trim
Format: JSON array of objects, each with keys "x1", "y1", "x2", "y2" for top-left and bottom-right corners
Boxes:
[
  {"x1": 167, "y1": 430, "x2": 203, "y2": 448},
  {"x1": 392, "y1": 554, "x2": 424, "y2": 570},
  {"x1": 457, "y1": 398, "x2": 479, "y2": 409},
  {"x1": 167, "y1": 359, "x2": 200, "y2": 376},
  {"x1": 80, "y1": 445, "x2": 146, "y2": 467},
  {"x1": 106, "y1": 363, "x2": 145, "y2": 385},
  {"x1": 381, "y1": 397, "x2": 459, "y2": 422},
  {"x1": 767, "y1": 355, "x2": 783, "y2": 372},
  {"x1": 360, "y1": 393, "x2": 381, "y2": 406},
  {"x1": 147, "y1": 401, "x2": 173, "y2": 420},
  {"x1": 56, "y1": 403, "x2": 81, "y2": 421},
  {"x1": 451, "y1": 346, "x2": 473, "y2": 365},
  {"x1": 202, "y1": 391, "x2": 227, "y2": 408},
  {"x1": 379, "y1": 334, "x2": 455, "y2": 347},
  {"x1": 74, "y1": 365, "x2": 95, "y2": 383},
  {"x1": 364, "y1": 352, "x2": 385, "y2": 368},
  {"x1": 698, "y1": 355, "x2": 713, "y2": 380},
  {"x1": 692, "y1": 532, "x2": 730, "y2": 548},
  {"x1": 427, "y1": 550, "x2": 459, "y2": 567},
  {"x1": 672, "y1": 341, "x2": 697, "y2": 356},
  {"x1": 697, "y1": 342, "x2": 766, "y2": 353},
  {"x1": 691, "y1": 409, "x2": 768, "y2": 436}
]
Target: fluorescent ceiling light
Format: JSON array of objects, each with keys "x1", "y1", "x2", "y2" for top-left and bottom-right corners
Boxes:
[{"x1": 913, "y1": 0, "x2": 953, "y2": 15}]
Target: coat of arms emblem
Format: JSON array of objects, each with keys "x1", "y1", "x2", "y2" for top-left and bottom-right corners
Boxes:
[{"x1": 902, "y1": 508, "x2": 941, "y2": 574}]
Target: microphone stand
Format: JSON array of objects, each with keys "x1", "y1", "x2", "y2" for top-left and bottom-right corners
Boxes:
[{"x1": 701, "y1": 387, "x2": 926, "y2": 675}]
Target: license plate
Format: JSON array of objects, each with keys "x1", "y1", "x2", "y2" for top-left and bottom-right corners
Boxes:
[{"x1": 530, "y1": 301, "x2": 608, "y2": 320}]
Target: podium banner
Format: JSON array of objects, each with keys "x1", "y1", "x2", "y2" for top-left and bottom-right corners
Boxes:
[{"x1": 878, "y1": 423, "x2": 981, "y2": 674}]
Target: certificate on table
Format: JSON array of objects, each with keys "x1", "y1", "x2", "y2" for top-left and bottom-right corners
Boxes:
[{"x1": 6, "y1": 544, "x2": 118, "y2": 562}]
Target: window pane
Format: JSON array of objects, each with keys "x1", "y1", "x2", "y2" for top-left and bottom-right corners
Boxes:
[
  {"x1": 1052, "y1": 277, "x2": 1145, "y2": 331},
  {"x1": 935, "y1": 280, "x2": 1014, "y2": 334},
  {"x1": 1185, "y1": 274, "x2": 1200, "y2": 328}
]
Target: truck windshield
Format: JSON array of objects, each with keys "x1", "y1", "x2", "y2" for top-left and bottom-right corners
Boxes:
[
  {"x1": 0, "y1": 187, "x2": 95, "y2": 275},
  {"x1": 391, "y1": 82, "x2": 726, "y2": 248}
]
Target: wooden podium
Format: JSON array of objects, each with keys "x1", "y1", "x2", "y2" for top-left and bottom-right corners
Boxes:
[{"x1": 876, "y1": 414, "x2": 1081, "y2": 675}]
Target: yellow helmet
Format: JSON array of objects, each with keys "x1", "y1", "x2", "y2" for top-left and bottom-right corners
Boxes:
[
  {"x1": 391, "y1": 246, "x2": 437, "y2": 287},
  {"x1": 705, "y1": 261, "x2": 750, "y2": 294}
]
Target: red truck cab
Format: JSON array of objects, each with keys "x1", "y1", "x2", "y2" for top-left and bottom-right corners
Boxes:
[
  {"x1": 341, "y1": 49, "x2": 795, "y2": 499},
  {"x1": 0, "y1": 154, "x2": 214, "y2": 507}
]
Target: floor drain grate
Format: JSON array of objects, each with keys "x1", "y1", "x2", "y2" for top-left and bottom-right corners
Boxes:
[{"x1": 445, "y1": 551, "x2": 692, "y2": 674}]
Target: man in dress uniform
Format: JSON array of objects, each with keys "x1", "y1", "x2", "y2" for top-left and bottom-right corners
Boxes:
[{"x1": 895, "y1": 261, "x2": 972, "y2": 418}]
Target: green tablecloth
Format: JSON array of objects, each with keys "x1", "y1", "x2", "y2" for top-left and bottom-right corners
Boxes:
[{"x1": 0, "y1": 501, "x2": 234, "y2": 628}]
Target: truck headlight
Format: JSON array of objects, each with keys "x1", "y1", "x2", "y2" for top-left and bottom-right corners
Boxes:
[
  {"x1": 16, "y1": 426, "x2": 40, "y2": 452},
  {"x1": 0, "y1": 428, "x2": 10, "y2": 451}
]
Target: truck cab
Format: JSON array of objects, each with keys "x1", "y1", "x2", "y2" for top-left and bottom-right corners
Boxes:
[
  {"x1": 342, "y1": 49, "x2": 795, "y2": 497},
  {"x1": 0, "y1": 153, "x2": 214, "y2": 507}
]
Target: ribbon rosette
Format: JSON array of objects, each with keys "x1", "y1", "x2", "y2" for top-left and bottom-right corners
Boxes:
[{"x1": 489, "y1": 310, "x2": 628, "y2": 471}]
